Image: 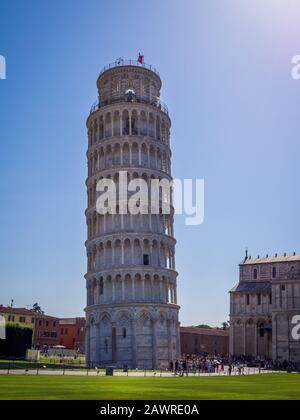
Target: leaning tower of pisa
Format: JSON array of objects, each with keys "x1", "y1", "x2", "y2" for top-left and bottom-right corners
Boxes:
[{"x1": 85, "y1": 59, "x2": 180, "y2": 369}]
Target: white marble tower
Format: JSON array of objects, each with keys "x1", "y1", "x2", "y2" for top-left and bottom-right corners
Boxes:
[{"x1": 85, "y1": 59, "x2": 180, "y2": 369}]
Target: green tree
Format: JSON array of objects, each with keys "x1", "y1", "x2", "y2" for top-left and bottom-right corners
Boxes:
[{"x1": 196, "y1": 324, "x2": 212, "y2": 329}]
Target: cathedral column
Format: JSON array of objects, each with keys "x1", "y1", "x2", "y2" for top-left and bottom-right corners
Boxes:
[
  {"x1": 95, "y1": 321, "x2": 101, "y2": 364},
  {"x1": 167, "y1": 318, "x2": 172, "y2": 363},
  {"x1": 254, "y1": 321, "x2": 258, "y2": 356},
  {"x1": 138, "y1": 145, "x2": 142, "y2": 165},
  {"x1": 151, "y1": 277, "x2": 154, "y2": 301},
  {"x1": 112, "y1": 240, "x2": 115, "y2": 266},
  {"x1": 146, "y1": 113, "x2": 149, "y2": 136},
  {"x1": 103, "y1": 214, "x2": 106, "y2": 234},
  {"x1": 121, "y1": 276, "x2": 125, "y2": 301},
  {"x1": 152, "y1": 319, "x2": 157, "y2": 369},
  {"x1": 120, "y1": 145, "x2": 124, "y2": 165},
  {"x1": 132, "y1": 276, "x2": 135, "y2": 300},
  {"x1": 96, "y1": 279, "x2": 100, "y2": 304},
  {"x1": 272, "y1": 314, "x2": 277, "y2": 361},
  {"x1": 112, "y1": 278, "x2": 116, "y2": 302},
  {"x1": 159, "y1": 279, "x2": 163, "y2": 302},
  {"x1": 103, "y1": 278, "x2": 106, "y2": 303},
  {"x1": 243, "y1": 320, "x2": 246, "y2": 355},
  {"x1": 129, "y1": 114, "x2": 132, "y2": 136},
  {"x1": 85, "y1": 325, "x2": 91, "y2": 367},
  {"x1": 176, "y1": 321, "x2": 181, "y2": 359},
  {"x1": 131, "y1": 240, "x2": 134, "y2": 264},
  {"x1": 132, "y1": 319, "x2": 137, "y2": 368},
  {"x1": 121, "y1": 240, "x2": 124, "y2": 264},
  {"x1": 142, "y1": 277, "x2": 145, "y2": 301},
  {"x1": 129, "y1": 213, "x2": 133, "y2": 230}
]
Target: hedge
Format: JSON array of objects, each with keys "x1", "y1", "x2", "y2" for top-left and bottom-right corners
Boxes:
[{"x1": 0, "y1": 322, "x2": 33, "y2": 358}]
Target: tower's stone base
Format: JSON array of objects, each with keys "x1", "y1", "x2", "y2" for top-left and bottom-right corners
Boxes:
[{"x1": 85, "y1": 303, "x2": 180, "y2": 369}]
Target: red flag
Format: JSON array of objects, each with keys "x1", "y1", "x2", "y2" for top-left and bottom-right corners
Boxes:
[{"x1": 137, "y1": 53, "x2": 144, "y2": 64}]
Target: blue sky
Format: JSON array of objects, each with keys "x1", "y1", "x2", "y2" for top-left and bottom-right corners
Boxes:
[{"x1": 0, "y1": 0, "x2": 299, "y2": 326}]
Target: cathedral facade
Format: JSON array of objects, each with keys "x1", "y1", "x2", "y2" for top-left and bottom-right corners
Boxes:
[
  {"x1": 229, "y1": 253, "x2": 300, "y2": 364},
  {"x1": 84, "y1": 59, "x2": 180, "y2": 369}
]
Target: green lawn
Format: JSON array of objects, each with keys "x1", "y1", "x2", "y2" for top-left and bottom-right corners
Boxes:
[{"x1": 0, "y1": 374, "x2": 299, "y2": 400}]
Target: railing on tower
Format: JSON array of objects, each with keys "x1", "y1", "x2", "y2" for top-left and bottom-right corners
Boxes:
[
  {"x1": 98, "y1": 59, "x2": 160, "y2": 78},
  {"x1": 89, "y1": 96, "x2": 169, "y2": 116}
]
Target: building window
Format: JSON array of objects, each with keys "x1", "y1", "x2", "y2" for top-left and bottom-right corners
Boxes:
[
  {"x1": 53, "y1": 321, "x2": 56, "y2": 327},
  {"x1": 281, "y1": 285, "x2": 285, "y2": 291},
  {"x1": 246, "y1": 294, "x2": 250, "y2": 305},
  {"x1": 143, "y1": 254, "x2": 150, "y2": 266},
  {"x1": 104, "y1": 339, "x2": 108, "y2": 353},
  {"x1": 253, "y1": 268, "x2": 257, "y2": 280},
  {"x1": 122, "y1": 328, "x2": 126, "y2": 339},
  {"x1": 269, "y1": 294, "x2": 272, "y2": 304},
  {"x1": 100, "y1": 279, "x2": 104, "y2": 295},
  {"x1": 19, "y1": 316, "x2": 26, "y2": 323},
  {"x1": 8, "y1": 315, "x2": 14, "y2": 322},
  {"x1": 259, "y1": 323, "x2": 265, "y2": 338},
  {"x1": 39, "y1": 320, "x2": 42, "y2": 326},
  {"x1": 65, "y1": 328, "x2": 68, "y2": 334},
  {"x1": 257, "y1": 294, "x2": 261, "y2": 305},
  {"x1": 61, "y1": 328, "x2": 64, "y2": 335},
  {"x1": 272, "y1": 267, "x2": 277, "y2": 278},
  {"x1": 46, "y1": 321, "x2": 49, "y2": 327},
  {"x1": 31, "y1": 318, "x2": 35, "y2": 323}
]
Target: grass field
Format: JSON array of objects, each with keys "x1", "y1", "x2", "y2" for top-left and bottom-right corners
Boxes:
[{"x1": 0, "y1": 374, "x2": 299, "y2": 400}]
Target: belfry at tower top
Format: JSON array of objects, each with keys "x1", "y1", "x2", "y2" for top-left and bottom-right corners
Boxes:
[
  {"x1": 89, "y1": 58, "x2": 169, "y2": 118},
  {"x1": 98, "y1": 59, "x2": 161, "y2": 80}
]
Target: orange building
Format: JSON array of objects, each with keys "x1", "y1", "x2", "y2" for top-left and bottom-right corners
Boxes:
[
  {"x1": 58, "y1": 318, "x2": 85, "y2": 353},
  {"x1": 33, "y1": 314, "x2": 60, "y2": 348},
  {"x1": 0, "y1": 305, "x2": 85, "y2": 352}
]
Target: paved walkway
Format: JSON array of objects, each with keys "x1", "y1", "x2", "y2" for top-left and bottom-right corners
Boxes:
[{"x1": 0, "y1": 367, "x2": 283, "y2": 377}]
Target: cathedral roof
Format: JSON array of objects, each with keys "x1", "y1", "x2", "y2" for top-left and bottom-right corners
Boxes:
[
  {"x1": 240, "y1": 253, "x2": 300, "y2": 265},
  {"x1": 230, "y1": 281, "x2": 271, "y2": 293},
  {"x1": 180, "y1": 326, "x2": 229, "y2": 337}
]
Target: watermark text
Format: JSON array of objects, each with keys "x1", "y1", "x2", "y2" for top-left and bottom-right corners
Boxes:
[
  {"x1": 95, "y1": 171, "x2": 204, "y2": 226},
  {"x1": 0, "y1": 55, "x2": 6, "y2": 80}
]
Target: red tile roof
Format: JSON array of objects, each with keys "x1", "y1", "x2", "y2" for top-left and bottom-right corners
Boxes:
[
  {"x1": 240, "y1": 253, "x2": 300, "y2": 265},
  {"x1": 180, "y1": 326, "x2": 229, "y2": 337},
  {"x1": 0, "y1": 306, "x2": 35, "y2": 315}
]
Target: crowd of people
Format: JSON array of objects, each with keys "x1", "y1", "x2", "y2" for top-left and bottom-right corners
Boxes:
[
  {"x1": 169, "y1": 355, "x2": 229, "y2": 376},
  {"x1": 229, "y1": 355, "x2": 299, "y2": 372},
  {"x1": 168, "y1": 354, "x2": 299, "y2": 375}
]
